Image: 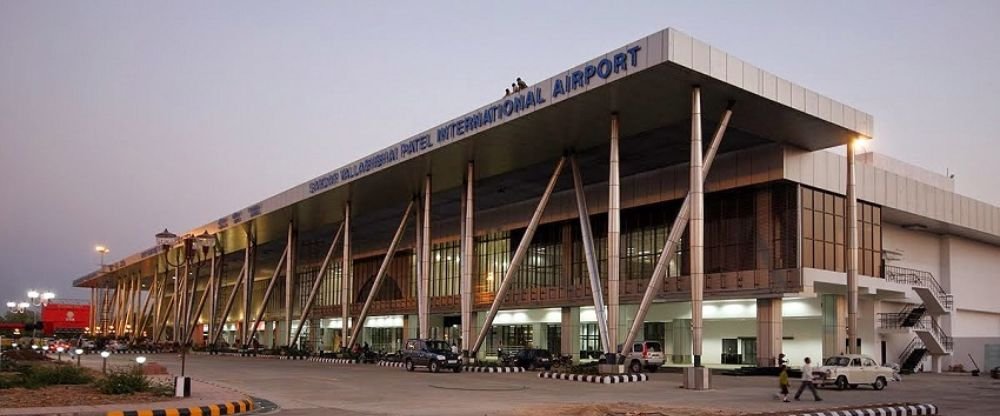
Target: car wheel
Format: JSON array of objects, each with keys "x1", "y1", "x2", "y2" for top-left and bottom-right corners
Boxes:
[
  {"x1": 873, "y1": 377, "x2": 886, "y2": 391},
  {"x1": 405, "y1": 359, "x2": 415, "y2": 372},
  {"x1": 835, "y1": 376, "x2": 848, "y2": 390},
  {"x1": 430, "y1": 360, "x2": 440, "y2": 373},
  {"x1": 629, "y1": 360, "x2": 643, "y2": 374}
]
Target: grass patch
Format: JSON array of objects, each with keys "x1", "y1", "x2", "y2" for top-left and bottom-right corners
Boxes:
[{"x1": 93, "y1": 367, "x2": 171, "y2": 396}]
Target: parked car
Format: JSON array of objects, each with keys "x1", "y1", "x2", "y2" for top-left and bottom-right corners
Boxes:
[
  {"x1": 816, "y1": 354, "x2": 893, "y2": 390},
  {"x1": 402, "y1": 339, "x2": 462, "y2": 373},
  {"x1": 622, "y1": 341, "x2": 665, "y2": 373},
  {"x1": 512, "y1": 348, "x2": 553, "y2": 370}
]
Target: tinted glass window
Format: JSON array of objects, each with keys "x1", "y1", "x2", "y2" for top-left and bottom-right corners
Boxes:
[
  {"x1": 633, "y1": 343, "x2": 642, "y2": 352},
  {"x1": 851, "y1": 358, "x2": 862, "y2": 367},
  {"x1": 645, "y1": 342, "x2": 662, "y2": 352}
]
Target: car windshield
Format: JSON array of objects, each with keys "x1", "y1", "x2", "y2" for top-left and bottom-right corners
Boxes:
[
  {"x1": 824, "y1": 357, "x2": 850, "y2": 366},
  {"x1": 425, "y1": 341, "x2": 450, "y2": 353}
]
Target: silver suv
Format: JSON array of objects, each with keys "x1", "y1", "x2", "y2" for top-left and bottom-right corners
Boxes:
[{"x1": 622, "y1": 341, "x2": 664, "y2": 373}]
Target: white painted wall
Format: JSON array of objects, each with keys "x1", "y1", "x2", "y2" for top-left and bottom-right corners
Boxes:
[
  {"x1": 945, "y1": 236, "x2": 1000, "y2": 314},
  {"x1": 953, "y1": 309, "x2": 1000, "y2": 338},
  {"x1": 783, "y1": 317, "x2": 824, "y2": 366},
  {"x1": 882, "y1": 223, "x2": 942, "y2": 278}
]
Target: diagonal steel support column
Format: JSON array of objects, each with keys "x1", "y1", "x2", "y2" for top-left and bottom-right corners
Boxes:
[
  {"x1": 292, "y1": 221, "x2": 346, "y2": 347},
  {"x1": 846, "y1": 138, "x2": 859, "y2": 354},
  {"x1": 348, "y1": 200, "x2": 415, "y2": 349},
  {"x1": 621, "y1": 101, "x2": 734, "y2": 352},
  {"x1": 570, "y1": 155, "x2": 611, "y2": 355},
  {"x1": 247, "y1": 243, "x2": 289, "y2": 345},
  {"x1": 471, "y1": 157, "x2": 565, "y2": 356},
  {"x1": 690, "y1": 87, "x2": 705, "y2": 367},
  {"x1": 134, "y1": 273, "x2": 158, "y2": 343},
  {"x1": 210, "y1": 260, "x2": 248, "y2": 346}
]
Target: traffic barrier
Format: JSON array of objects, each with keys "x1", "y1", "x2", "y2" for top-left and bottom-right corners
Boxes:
[
  {"x1": 782, "y1": 403, "x2": 937, "y2": 416},
  {"x1": 105, "y1": 398, "x2": 254, "y2": 416},
  {"x1": 462, "y1": 366, "x2": 525, "y2": 373},
  {"x1": 538, "y1": 372, "x2": 648, "y2": 384}
]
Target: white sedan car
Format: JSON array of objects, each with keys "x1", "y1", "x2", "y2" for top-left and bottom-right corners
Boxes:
[{"x1": 816, "y1": 354, "x2": 894, "y2": 390}]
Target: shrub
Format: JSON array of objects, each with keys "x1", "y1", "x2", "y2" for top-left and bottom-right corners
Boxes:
[
  {"x1": 3, "y1": 362, "x2": 93, "y2": 389},
  {"x1": 93, "y1": 366, "x2": 173, "y2": 396},
  {"x1": 94, "y1": 367, "x2": 150, "y2": 394}
]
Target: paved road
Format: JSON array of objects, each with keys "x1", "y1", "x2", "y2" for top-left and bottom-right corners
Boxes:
[{"x1": 82, "y1": 353, "x2": 1000, "y2": 416}]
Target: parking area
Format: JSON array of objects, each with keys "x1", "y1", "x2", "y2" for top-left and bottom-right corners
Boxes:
[{"x1": 81, "y1": 354, "x2": 1000, "y2": 416}]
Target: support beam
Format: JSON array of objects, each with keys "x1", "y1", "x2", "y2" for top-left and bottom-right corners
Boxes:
[
  {"x1": 348, "y1": 200, "x2": 414, "y2": 349},
  {"x1": 419, "y1": 176, "x2": 432, "y2": 339},
  {"x1": 341, "y1": 202, "x2": 352, "y2": 350},
  {"x1": 292, "y1": 221, "x2": 345, "y2": 347},
  {"x1": 607, "y1": 113, "x2": 621, "y2": 355},
  {"x1": 134, "y1": 273, "x2": 158, "y2": 342},
  {"x1": 846, "y1": 139, "x2": 859, "y2": 354},
  {"x1": 242, "y1": 229, "x2": 256, "y2": 348},
  {"x1": 621, "y1": 101, "x2": 734, "y2": 352},
  {"x1": 248, "y1": 244, "x2": 289, "y2": 345},
  {"x1": 690, "y1": 86, "x2": 705, "y2": 368},
  {"x1": 460, "y1": 161, "x2": 475, "y2": 356},
  {"x1": 284, "y1": 221, "x2": 296, "y2": 347},
  {"x1": 570, "y1": 155, "x2": 611, "y2": 355},
  {"x1": 471, "y1": 157, "x2": 565, "y2": 355},
  {"x1": 210, "y1": 261, "x2": 248, "y2": 346}
]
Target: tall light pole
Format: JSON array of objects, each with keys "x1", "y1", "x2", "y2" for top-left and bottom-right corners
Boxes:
[
  {"x1": 95, "y1": 245, "x2": 110, "y2": 266},
  {"x1": 155, "y1": 228, "x2": 213, "y2": 379}
]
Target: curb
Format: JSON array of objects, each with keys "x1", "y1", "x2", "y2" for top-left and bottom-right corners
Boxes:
[
  {"x1": 105, "y1": 398, "x2": 254, "y2": 416},
  {"x1": 378, "y1": 361, "x2": 405, "y2": 368},
  {"x1": 780, "y1": 403, "x2": 937, "y2": 416},
  {"x1": 538, "y1": 372, "x2": 648, "y2": 384},
  {"x1": 463, "y1": 366, "x2": 525, "y2": 373},
  {"x1": 307, "y1": 357, "x2": 357, "y2": 364}
]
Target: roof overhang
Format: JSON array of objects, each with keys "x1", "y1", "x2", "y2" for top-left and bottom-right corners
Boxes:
[{"x1": 74, "y1": 27, "x2": 872, "y2": 288}]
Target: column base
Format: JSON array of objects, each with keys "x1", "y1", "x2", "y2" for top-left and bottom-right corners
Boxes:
[
  {"x1": 599, "y1": 364, "x2": 626, "y2": 374},
  {"x1": 683, "y1": 367, "x2": 711, "y2": 390}
]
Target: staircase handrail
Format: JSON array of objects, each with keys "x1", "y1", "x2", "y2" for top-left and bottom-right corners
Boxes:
[
  {"x1": 898, "y1": 337, "x2": 923, "y2": 364},
  {"x1": 913, "y1": 317, "x2": 954, "y2": 352},
  {"x1": 883, "y1": 265, "x2": 953, "y2": 311}
]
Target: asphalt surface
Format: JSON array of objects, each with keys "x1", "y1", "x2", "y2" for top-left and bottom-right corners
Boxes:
[{"x1": 82, "y1": 353, "x2": 1000, "y2": 416}]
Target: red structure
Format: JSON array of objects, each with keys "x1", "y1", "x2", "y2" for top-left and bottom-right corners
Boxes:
[{"x1": 40, "y1": 300, "x2": 90, "y2": 336}]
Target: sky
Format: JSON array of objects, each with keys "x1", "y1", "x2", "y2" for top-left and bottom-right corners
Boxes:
[{"x1": 1, "y1": 1, "x2": 998, "y2": 304}]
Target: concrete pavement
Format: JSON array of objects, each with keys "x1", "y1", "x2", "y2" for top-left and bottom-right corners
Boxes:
[{"x1": 81, "y1": 353, "x2": 1000, "y2": 416}]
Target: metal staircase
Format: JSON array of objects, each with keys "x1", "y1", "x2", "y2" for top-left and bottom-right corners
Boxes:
[
  {"x1": 898, "y1": 338, "x2": 928, "y2": 374},
  {"x1": 880, "y1": 265, "x2": 953, "y2": 370}
]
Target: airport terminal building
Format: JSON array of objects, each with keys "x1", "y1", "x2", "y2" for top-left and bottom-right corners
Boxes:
[{"x1": 73, "y1": 28, "x2": 1000, "y2": 372}]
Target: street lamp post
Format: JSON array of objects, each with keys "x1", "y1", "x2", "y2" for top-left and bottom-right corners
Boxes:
[
  {"x1": 155, "y1": 229, "x2": 213, "y2": 391},
  {"x1": 56, "y1": 346, "x2": 64, "y2": 361},
  {"x1": 100, "y1": 350, "x2": 111, "y2": 374},
  {"x1": 75, "y1": 348, "x2": 84, "y2": 367},
  {"x1": 95, "y1": 245, "x2": 110, "y2": 266}
]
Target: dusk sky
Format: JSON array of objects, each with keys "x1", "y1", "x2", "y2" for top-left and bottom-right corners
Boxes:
[{"x1": 2, "y1": 1, "x2": 998, "y2": 304}]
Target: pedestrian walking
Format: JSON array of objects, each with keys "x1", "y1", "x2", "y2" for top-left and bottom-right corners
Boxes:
[
  {"x1": 775, "y1": 363, "x2": 791, "y2": 402},
  {"x1": 794, "y1": 357, "x2": 822, "y2": 401}
]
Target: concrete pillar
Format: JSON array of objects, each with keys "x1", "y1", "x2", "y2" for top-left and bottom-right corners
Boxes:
[
  {"x1": 532, "y1": 322, "x2": 545, "y2": 349},
  {"x1": 275, "y1": 320, "x2": 286, "y2": 347},
  {"x1": 846, "y1": 140, "x2": 860, "y2": 354},
  {"x1": 618, "y1": 304, "x2": 639, "y2": 346},
  {"x1": 608, "y1": 113, "x2": 621, "y2": 355},
  {"x1": 822, "y1": 294, "x2": 847, "y2": 357},
  {"x1": 756, "y1": 298, "x2": 783, "y2": 367},
  {"x1": 419, "y1": 176, "x2": 432, "y2": 339},
  {"x1": 460, "y1": 162, "x2": 475, "y2": 356},
  {"x1": 561, "y1": 307, "x2": 581, "y2": 361},
  {"x1": 672, "y1": 318, "x2": 692, "y2": 364},
  {"x1": 341, "y1": 202, "x2": 352, "y2": 350}
]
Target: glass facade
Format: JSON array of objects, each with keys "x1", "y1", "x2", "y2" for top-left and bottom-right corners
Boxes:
[
  {"x1": 801, "y1": 186, "x2": 882, "y2": 277},
  {"x1": 431, "y1": 241, "x2": 460, "y2": 297}
]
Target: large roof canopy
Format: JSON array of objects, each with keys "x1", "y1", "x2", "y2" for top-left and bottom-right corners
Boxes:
[{"x1": 75, "y1": 27, "x2": 871, "y2": 288}]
